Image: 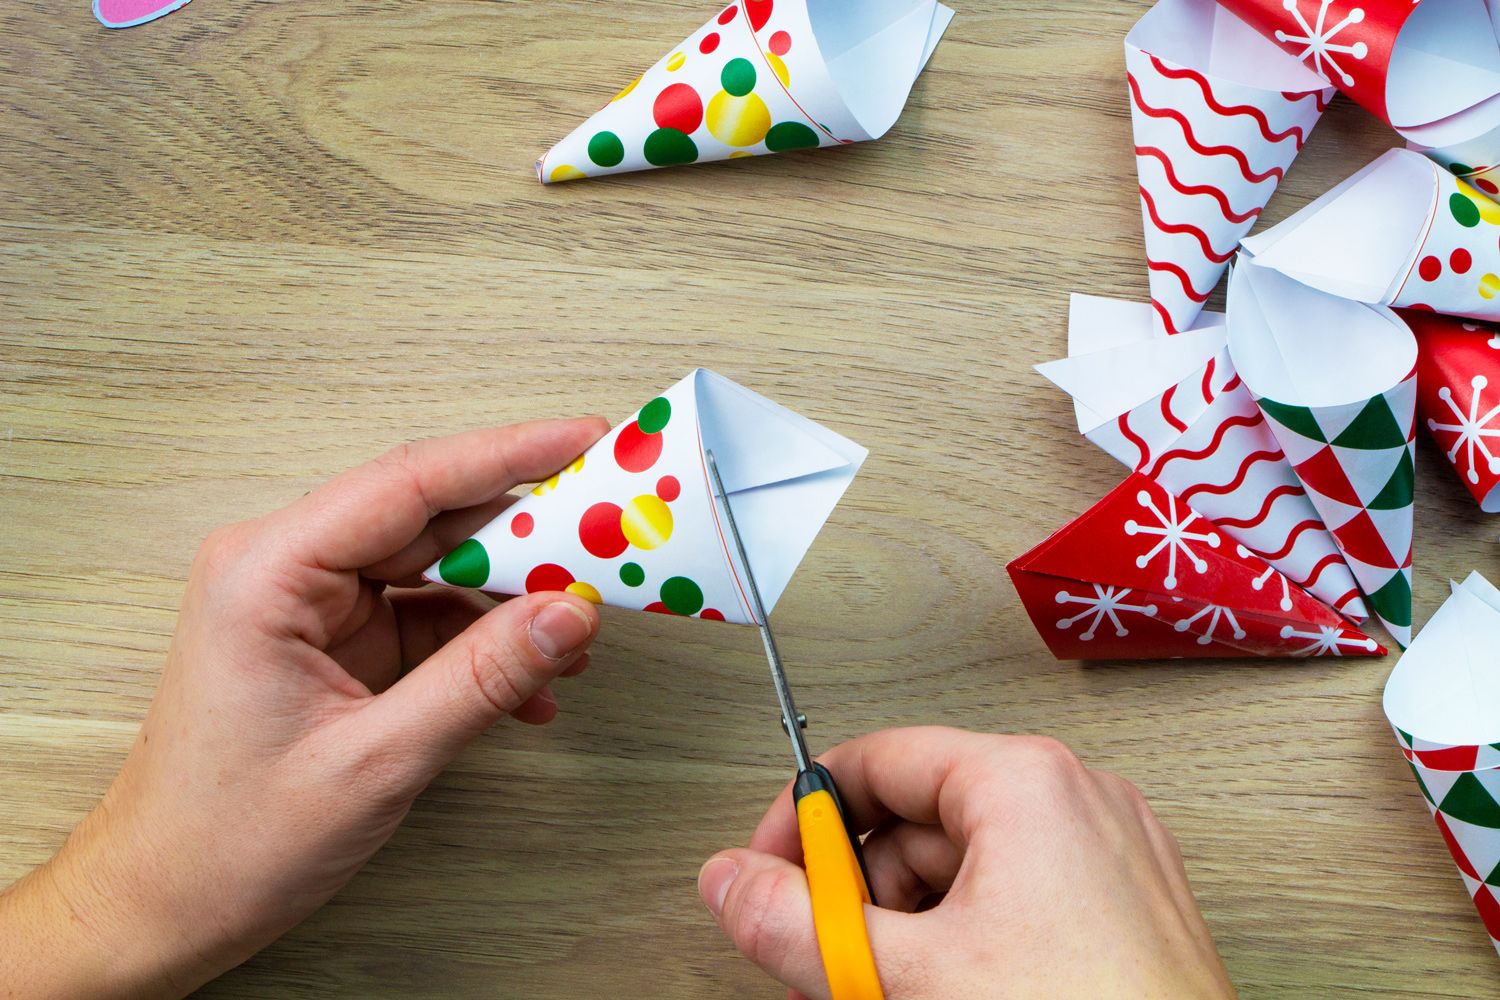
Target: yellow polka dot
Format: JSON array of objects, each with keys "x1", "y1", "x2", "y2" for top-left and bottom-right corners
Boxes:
[
  {"x1": 532, "y1": 473, "x2": 561, "y2": 496},
  {"x1": 764, "y1": 51, "x2": 789, "y2": 87},
  {"x1": 666, "y1": 51, "x2": 686, "y2": 72},
  {"x1": 706, "y1": 90, "x2": 771, "y2": 147},
  {"x1": 612, "y1": 75, "x2": 642, "y2": 102},
  {"x1": 1480, "y1": 273, "x2": 1500, "y2": 299},
  {"x1": 1461, "y1": 180, "x2": 1500, "y2": 225},
  {"x1": 566, "y1": 581, "x2": 603, "y2": 603},
  {"x1": 548, "y1": 164, "x2": 586, "y2": 183},
  {"x1": 728, "y1": 151, "x2": 755, "y2": 159},
  {"x1": 566, "y1": 454, "x2": 585, "y2": 475},
  {"x1": 621, "y1": 494, "x2": 674, "y2": 550}
]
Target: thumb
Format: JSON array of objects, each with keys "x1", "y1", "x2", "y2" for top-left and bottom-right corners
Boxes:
[
  {"x1": 363, "y1": 591, "x2": 598, "y2": 776},
  {"x1": 697, "y1": 849, "x2": 832, "y2": 1000}
]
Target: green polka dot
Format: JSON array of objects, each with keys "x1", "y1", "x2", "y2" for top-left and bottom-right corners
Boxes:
[
  {"x1": 438, "y1": 538, "x2": 490, "y2": 588},
  {"x1": 1452, "y1": 162, "x2": 1475, "y2": 176},
  {"x1": 637, "y1": 397, "x2": 671, "y2": 434},
  {"x1": 620, "y1": 562, "x2": 645, "y2": 587},
  {"x1": 660, "y1": 576, "x2": 704, "y2": 616},
  {"x1": 1451, "y1": 191, "x2": 1482, "y2": 228},
  {"x1": 587, "y1": 131, "x2": 625, "y2": 168},
  {"x1": 643, "y1": 128, "x2": 698, "y2": 167},
  {"x1": 766, "y1": 121, "x2": 820, "y2": 152},
  {"x1": 721, "y1": 58, "x2": 756, "y2": 97}
]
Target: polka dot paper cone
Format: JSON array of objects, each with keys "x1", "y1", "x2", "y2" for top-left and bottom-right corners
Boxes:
[
  {"x1": 536, "y1": 0, "x2": 953, "y2": 183},
  {"x1": 1040, "y1": 295, "x2": 1367, "y2": 621},
  {"x1": 1385, "y1": 572, "x2": 1500, "y2": 956},
  {"x1": 1007, "y1": 471, "x2": 1383, "y2": 661},
  {"x1": 1244, "y1": 149, "x2": 1500, "y2": 324},
  {"x1": 1125, "y1": 0, "x2": 1333, "y2": 335},
  {"x1": 1227, "y1": 260, "x2": 1417, "y2": 648},
  {"x1": 424, "y1": 369, "x2": 866, "y2": 625},
  {"x1": 1403, "y1": 310, "x2": 1500, "y2": 512}
]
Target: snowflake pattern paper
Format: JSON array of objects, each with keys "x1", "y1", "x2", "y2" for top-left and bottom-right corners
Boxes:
[
  {"x1": 424, "y1": 370, "x2": 865, "y2": 625},
  {"x1": 1008, "y1": 472, "x2": 1383, "y2": 661},
  {"x1": 1039, "y1": 295, "x2": 1366, "y2": 620},
  {"x1": 1385, "y1": 572, "x2": 1500, "y2": 956},
  {"x1": 1125, "y1": 0, "x2": 1333, "y2": 335},
  {"x1": 1403, "y1": 310, "x2": 1500, "y2": 512},
  {"x1": 1226, "y1": 260, "x2": 1417, "y2": 647},
  {"x1": 535, "y1": 0, "x2": 953, "y2": 182},
  {"x1": 1244, "y1": 149, "x2": 1500, "y2": 324}
]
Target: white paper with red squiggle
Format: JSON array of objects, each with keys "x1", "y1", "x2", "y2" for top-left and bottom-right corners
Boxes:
[
  {"x1": 1125, "y1": 0, "x2": 1333, "y2": 336},
  {"x1": 1039, "y1": 295, "x2": 1368, "y2": 621}
]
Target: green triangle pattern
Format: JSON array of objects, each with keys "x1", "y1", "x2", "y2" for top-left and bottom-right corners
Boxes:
[
  {"x1": 1410, "y1": 762, "x2": 1435, "y2": 807},
  {"x1": 1368, "y1": 448, "x2": 1415, "y2": 511},
  {"x1": 1258, "y1": 397, "x2": 1327, "y2": 443},
  {"x1": 1439, "y1": 772, "x2": 1500, "y2": 828},
  {"x1": 1330, "y1": 395, "x2": 1407, "y2": 449},
  {"x1": 1367, "y1": 572, "x2": 1412, "y2": 629},
  {"x1": 1486, "y1": 858, "x2": 1500, "y2": 887}
]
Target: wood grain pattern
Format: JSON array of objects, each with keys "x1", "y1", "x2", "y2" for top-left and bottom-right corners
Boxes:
[{"x1": 1, "y1": 1, "x2": 1496, "y2": 996}]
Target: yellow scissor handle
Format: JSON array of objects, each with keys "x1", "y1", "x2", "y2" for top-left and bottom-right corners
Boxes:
[{"x1": 797, "y1": 781, "x2": 884, "y2": 1000}]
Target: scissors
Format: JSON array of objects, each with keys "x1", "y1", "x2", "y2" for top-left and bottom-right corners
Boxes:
[{"x1": 705, "y1": 450, "x2": 884, "y2": 1000}]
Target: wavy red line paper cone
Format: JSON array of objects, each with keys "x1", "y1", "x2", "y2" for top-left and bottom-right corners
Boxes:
[
  {"x1": 1008, "y1": 472, "x2": 1383, "y2": 661},
  {"x1": 1227, "y1": 259, "x2": 1417, "y2": 647},
  {"x1": 1039, "y1": 295, "x2": 1367, "y2": 620},
  {"x1": 1218, "y1": 0, "x2": 1500, "y2": 152},
  {"x1": 1402, "y1": 310, "x2": 1500, "y2": 511},
  {"x1": 1126, "y1": 0, "x2": 1333, "y2": 335},
  {"x1": 535, "y1": 0, "x2": 953, "y2": 182},
  {"x1": 1385, "y1": 572, "x2": 1500, "y2": 956},
  {"x1": 1245, "y1": 149, "x2": 1500, "y2": 323},
  {"x1": 424, "y1": 370, "x2": 865, "y2": 625}
]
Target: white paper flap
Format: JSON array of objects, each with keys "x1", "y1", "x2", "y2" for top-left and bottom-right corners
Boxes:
[
  {"x1": 1384, "y1": 573, "x2": 1500, "y2": 745},
  {"x1": 805, "y1": 0, "x2": 947, "y2": 139}
]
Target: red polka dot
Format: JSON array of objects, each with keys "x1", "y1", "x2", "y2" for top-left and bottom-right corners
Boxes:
[
  {"x1": 1452, "y1": 248, "x2": 1473, "y2": 274},
  {"x1": 1479, "y1": 178, "x2": 1500, "y2": 196},
  {"x1": 653, "y1": 83, "x2": 704, "y2": 132},
  {"x1": 614, "y1": 422, "x2": 664, "y2": 473},
  {"x1": 579, "y1": 502, "x2": 628, "y2": 559},
  {"x1": 717, "y1": 4, "x2": 737, "y2": 23},
  {"x1": 747, "y1": 0, "x2": 773, "y2": 31},
  {"x1": 699, "y1": 31, "x2": 720, "y2": 54},
  {"x1": 510, "y1": 512, "x2": 534, "y2": 538},
  {"x1": 1407, "y1": 302, "x2": 1435, "y2": 312},
  {"x1": 1418, "y1": 255, "x2": 1442, "y2": 282},
  {"x1": 699, "y1": 608, "x2": 725, "y2": 621},
  {"x1": 769, "y1": 30, "x2": 791, "y2": 55},
  {"x1": 655, "y1": 475, "x2": 681, "y2": 501},
  {"x1": 644, "y1": 601, "x2": 678, "y2": 615},
  {"x1": 526, "y1": 563, "x2": 575, "y2": 593}
]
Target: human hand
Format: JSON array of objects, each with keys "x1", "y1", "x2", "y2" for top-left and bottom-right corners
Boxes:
[
  {"x1": 0, "y1": 418, "x2": 609, "y2": 1000},
  {"x1": 698, "y1": 727, "x2": 1236, "y2": 1000}
]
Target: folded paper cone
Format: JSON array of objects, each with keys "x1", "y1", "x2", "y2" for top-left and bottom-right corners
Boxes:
[
  {"x1": 1384, "y1": 572, "x2": 1500, "y2": 955},
  {"x1": 1227, "y1": 259, "x2": 1417, "y2": 647},
  {"x1": 1039, "y1": 294, "x2": 1367, "y2": 620},
  {"x1": 1125, "y1": 0, "x2": 1332, "y2": 335},
  {"x1": 1244, "y1": 148, "x2": 1500, "y2": 323},
  {"x1": 94, "y1": 0, "x2": 192, "y2": 27},
  {"x1": 1217, "y1": 0, "x2": 1500, "y2": 147},
  {"x1": 424, "y1": 369, "x2": 866, "y2": 624},
  {"x1": 1008, "y1": 471, "x2": 1383, "y2": 661},
  {"x1": 1402, "y1": 310, "x2": 1500, "y2": 512},
  {"x1": 535, "y1": 0, "x2": 953, "y2": 183}
]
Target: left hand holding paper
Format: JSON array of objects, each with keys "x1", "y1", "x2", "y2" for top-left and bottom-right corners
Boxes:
[{"x1": 0, "y1": 420, "x2": 609, "y2": 996}]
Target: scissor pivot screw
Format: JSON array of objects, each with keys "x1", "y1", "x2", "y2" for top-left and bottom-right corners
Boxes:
[{"x1": 781, "y1": 714, "x2": 808, "y2": 735}]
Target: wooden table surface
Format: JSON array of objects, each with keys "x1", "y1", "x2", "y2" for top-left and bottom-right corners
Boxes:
[{"x1": 3, "y1": 1, "x2": 1498, "y2": 996}]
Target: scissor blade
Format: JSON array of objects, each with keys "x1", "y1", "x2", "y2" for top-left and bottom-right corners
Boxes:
[{"x1": 704, "y1": 449, "x2": 813, "y2": 774}]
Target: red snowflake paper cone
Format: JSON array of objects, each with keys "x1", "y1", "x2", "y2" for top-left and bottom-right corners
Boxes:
[
  {"x1": 535, "y1": 0, "x2": 953, "y2": 183},
  {"x1": 1402, "y1": 311, "x2": 1500, "y2": 511},
  {"x1": 1385, "y1": 572, "x2": 1500, "y2": 955},
  {"x1": 424, "y1": 370, "x2": 865, "y2": 625},
  {"x1": 1245, "y1": 149, "x2": 1500, "y2": 323},
  {"x1": 1126, "y1": 0, "x2": 1333, "y2": 335},
  {"x1": 1040, "y1": 295, "x2": 1367, "y2": 620},
  {"x1": 1228, "y1": 260, "x2": 1417, "y2": 647},
  {"x1": 1007, "y1": 472, "x2": 1384, "y2": 661},
  {"x1": 1217, "y1": 0, "x2": 1500, "y2": 147}
]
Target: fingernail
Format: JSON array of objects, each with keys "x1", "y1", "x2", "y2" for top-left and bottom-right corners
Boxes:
[
  {"x1": 698, "y1": 857, "x2": 738, "y2": 916},
  {"x1": 533, "y1": 685, "x2": 557, "y2": 709},
  {"x1": 529, "y1": 603, "x2": 594, "y2": 660}
]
